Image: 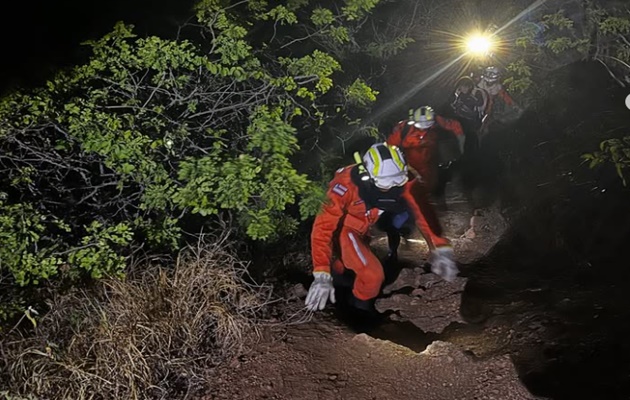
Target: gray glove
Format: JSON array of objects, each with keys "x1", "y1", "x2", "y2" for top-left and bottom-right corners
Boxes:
[
  {"x1": 428, "y1": 247, "x2": 459, "y2": 282},
  {"x1": 305, "y1": 271, "x2": 336, "y2": 311}
]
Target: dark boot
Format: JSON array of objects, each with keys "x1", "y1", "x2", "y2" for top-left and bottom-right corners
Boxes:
[
  {"x1": 386, "y1": 230, "x2": 400, "y2": 264},
  {"x1": 349, "y1": 295, "x2": 375, "y2": 312},
  {"x1": 346, "y1": 295, "x2": 384, "y2": 329}
]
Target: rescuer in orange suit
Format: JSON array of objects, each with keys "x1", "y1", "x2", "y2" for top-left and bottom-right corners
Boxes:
[
  {"x1": 385, "y1": 106, "x2": 464, "y2": 248},
  {"x1": 476, "y1": 66, "x2": 523, "y2": 134},
  {"x1": 305, "y1": 143, "x2": 459, "y2": 312},
  {"x1": 387, "y1": 105, "x2": 465, "y2": 193}
]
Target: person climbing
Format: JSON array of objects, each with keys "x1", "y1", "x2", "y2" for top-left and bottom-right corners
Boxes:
[
  {"x1": 450, "y1": 75, "x2": 489, "y2": 145},
  {"x1": 469, "y1": 66, "x2": 523, "y2": 210},
  {"x1": 305, "y1": 142, "x2": 459, "y2": 312},
  {"x1": 386, "y1": 106, "x2": 465, "y2": 213},
  {"x1": 447, "y1": 76, "x2": 490, "y2": 205},
  {"x1": 476, "y1": 66, "x2": 523, "y2": 135}
]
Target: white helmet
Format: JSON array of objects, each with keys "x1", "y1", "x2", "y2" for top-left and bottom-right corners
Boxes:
[
  {"x1": 409, "y1": 106, "x2": 435, "y2": 129},
  {"x1": 483, "y1": 66, "x2": 500, "y2": 83},
  {"x1": 362, "y1": 143, "x2": 408, "y2": 190}
]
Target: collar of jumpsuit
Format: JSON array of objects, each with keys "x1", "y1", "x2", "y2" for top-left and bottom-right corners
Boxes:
[{"x1": 351, "y1": 166, "x2": 407, "y2": 214}]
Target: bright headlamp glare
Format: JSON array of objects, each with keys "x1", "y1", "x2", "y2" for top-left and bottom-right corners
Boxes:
[{"x1": 465, "y1": 34, "x2": 494, "y2": 57}]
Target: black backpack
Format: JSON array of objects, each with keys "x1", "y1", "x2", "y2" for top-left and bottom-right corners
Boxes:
[{"x1": 451, "y1": 87, "x2": 488, "y2": 122}]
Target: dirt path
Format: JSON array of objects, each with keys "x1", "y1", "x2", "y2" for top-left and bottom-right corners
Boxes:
[
  {"x1": 203, "y1": 202, "x2": 546, "y2": 400},
  {"x1": 204, "y1": 187, "x2": 630, "y2": 400},
  {"x1": 204, "y1": 318, "x2": 539, "y2": 400},
  {"x1": 369, "y1": 198, "x2": 630, "y2": 400}
]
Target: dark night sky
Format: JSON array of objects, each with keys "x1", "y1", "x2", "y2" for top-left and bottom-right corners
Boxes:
[{"x1": 0, "y1": 0, "x2": 196, "y2": 93}]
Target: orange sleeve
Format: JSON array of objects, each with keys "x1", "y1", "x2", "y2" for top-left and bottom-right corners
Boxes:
[
  {"x1": 402, "y1": 183, "x2": 451, "y2": 249},
  {"x1": 311, "y1": 174, "x2": 350, "y2": 273},
  {"x1": 386, "y1": 121, "x2": 405, "y2": 147},
  {"x1": 436, "y1": 115, "x2": 464, "y2": 137}
]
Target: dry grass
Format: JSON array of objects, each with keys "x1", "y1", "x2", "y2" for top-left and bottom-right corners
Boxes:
[{"x1": 0, "y1": 236, "x2": 273, "y2": 400}]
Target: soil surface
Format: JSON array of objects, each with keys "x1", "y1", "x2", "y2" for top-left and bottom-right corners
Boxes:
[
  {"x1": 204, "y1": 194, "x2": 545, "y2": 400},
  {"x1": 205, "y1": 319, "x2": 539, "y2": 400},
  {"x1": 207, "y1": 177, "x2": 630, "y2": 400}
]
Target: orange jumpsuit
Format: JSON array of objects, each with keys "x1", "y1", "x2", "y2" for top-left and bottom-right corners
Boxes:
[
  {"x1": 387, "y1": 116, "x2": 464, "y2": 190},
  {"x1": 311, "y1": 166, "x2": 450, "y2": 301},
  {"x1": 386, "y1": 116, "x2": 464, "y2": 232},
  {"x1": 477, "y1": 80, "x2": 516, "y2": 118}
]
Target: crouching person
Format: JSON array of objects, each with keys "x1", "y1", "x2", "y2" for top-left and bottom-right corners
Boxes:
[{"x1": 305, "y1": 143, "x2": 459, "y2": 312}]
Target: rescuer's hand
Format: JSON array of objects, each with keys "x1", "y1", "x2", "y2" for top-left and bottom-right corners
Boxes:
[
  {"x1": 428, "y1": 247, "x2": 459, "y2": 282},
  {"x1": 305, "y1": 271, "x2": 336, "y2": 311}
]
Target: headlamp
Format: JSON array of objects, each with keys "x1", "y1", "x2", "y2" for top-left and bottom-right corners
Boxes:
[{"x1": 464, "y1": 33, "x2": 494, "y2": 57}]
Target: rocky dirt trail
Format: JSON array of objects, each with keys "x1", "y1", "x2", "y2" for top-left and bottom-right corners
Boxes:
[
  {"x1": 204, "y1": 318, "x2": 538, "y2": 400},
  {"x1": 369, "y1": 194, "x2": 630, "y2": 400},
  {"x1": 203, "y1": 186, "x2": 630, "y2": 400},
  {"x1": 203, "y1": 170, "x2": 630, "y2": 400},
  {"x1": 203, "y1": 196, "x2": 552, "y2": 400}
]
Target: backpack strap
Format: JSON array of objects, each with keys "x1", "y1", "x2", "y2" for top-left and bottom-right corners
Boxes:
[{"x1": 400, "y1": 123, "x2": 412, "y2": 144}]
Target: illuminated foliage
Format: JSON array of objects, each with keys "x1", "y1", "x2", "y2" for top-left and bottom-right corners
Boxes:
[
  {"x1": 509, "y1": 3, "x2": 630, "y2": 93},
  {"x1": 503, "y1": 2, "x2": 630, "y2": 183},
  {"x1": 0, "y1": 0, "x2": 413, "y2": 286},
  {"x1": 583, "y1": 136, "x2": 630, "y2": 186}
]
